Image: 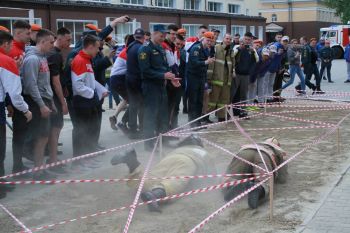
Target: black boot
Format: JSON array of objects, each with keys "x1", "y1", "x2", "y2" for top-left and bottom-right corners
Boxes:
[
  {"x1": 201, "y1": 115, "x2": 213, "y2": 124},
  {"x1": 224, "y1": 183, "x2": 246, "y2": 202},
  {"x1": 110, "y1": 148, "x2": 140, "y2": 173},
  {"x1": 247, "y1": 182, "x2": 265, "y2": 209},
  {"x1": 0, "y1": 189, "x2": 6, "y2": 199},
  {"x1": 141, "y1": 188, "x2": 166, "y2": 212},
  {"x1": 0, "y1": 179, "x2": 15, "y2": 192},
  {"x1": 218, "y1": 118, "x2": 226, "y2": 122}
]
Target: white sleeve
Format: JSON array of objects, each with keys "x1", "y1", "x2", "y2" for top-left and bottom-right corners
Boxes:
[
  {"x1": 95, "y1": 80, "x2": 108, "y2": 100},
  {"x1": 71, "y1": 71, "x2": 94, "y2": 99},
  {"x1": 0, "y1": 68, "x2": 28, "y2": 113}
]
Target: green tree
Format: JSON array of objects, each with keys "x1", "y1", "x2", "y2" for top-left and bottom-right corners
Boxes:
[{"x1": 324, "y1": 0, "x2": 350, "y2": 24}]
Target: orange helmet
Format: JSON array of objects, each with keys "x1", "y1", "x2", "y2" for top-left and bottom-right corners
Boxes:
[
  {"x1": 85, "y1": 24, "x2": 101, "y2": 33},
  {"x1": 31, "y1": 24, "x2": 42, "y2": 31},
  {"x1": 0, "y1": 25, "x2": 10, "y2": 32},
  {"x1": 177, "y1": 28, "x2": 186, "y2": 35},
  {"x1": 203, "y1": 31, "x2": 215, "y2": 40}
]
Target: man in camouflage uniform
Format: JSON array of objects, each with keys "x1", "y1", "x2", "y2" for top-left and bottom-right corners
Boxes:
[
  {"x1": 207, "y1": 33, "x2": 234, "y2": 122},
  {"x1": 222, "y1": 138, "x2": 288, "y2": 209},
  {"x1": 111, "y1": 136, "x2": 215, "y2": 212}
]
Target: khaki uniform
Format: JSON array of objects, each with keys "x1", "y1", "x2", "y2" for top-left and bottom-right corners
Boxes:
[
  {"x1": 127, "y1": 146, "x2": 215, "y2": 195},
  {"x1": 207, "y1": 44, "x2": 234, "y2": 118},
  {"x1": 222, "y1": 142, "x2": 288, "y2": 197}
]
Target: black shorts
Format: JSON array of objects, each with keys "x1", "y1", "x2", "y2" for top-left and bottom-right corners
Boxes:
[
  {"x1": 50, "y1": 96, "x2": 64, "y2": 129},
  {"x1": 24, "y1": 96, "x2": 52, "y2": 139},
  {"x1": 0, "y1": 102, "x2": 5, "y2": 125},
  {"x1": 111, "y1": 75, "x2": 128, "y2": 101}
]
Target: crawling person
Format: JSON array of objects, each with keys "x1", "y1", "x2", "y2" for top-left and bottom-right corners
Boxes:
[
  {"x1": 111, "y1": 135, "x2": 216, "y2": 212},
  {"x1": 222, "y1": 138, "x2": 288, "y2": 209}
]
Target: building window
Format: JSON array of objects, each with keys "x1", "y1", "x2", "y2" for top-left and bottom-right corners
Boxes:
[
  {"x1": 208, "y1": 25, "x2": 226, "y2": 42},
  {"x1": 271, "y1": 14, "x2": 277, "y2": 22},
  {"x1": 228, "y1": 4, "x2": 240, "y2": 14},
  {"x1": 258, "y1": 26, "x2": 264, "y2": 40},
  {"x1": 182, "y1": 24, "x2": 202, "y2": 37},
  {"x1": 57, "y1": 19, "x2": 98, "y2": 46},
  {"x1": 249, "y1": 26, "x2": 255, "y2": 36},
  {"x1": 208, "y1": 2, "x2": 222, "y2": 12},
  {"x1": 0, "y1": 17, "x2": 42, "y2": 34},
  {"x1": 149, "y1": 23, "x2": 172, "y2": 33},
  {"x1": 155, "y1": 0, "x2": 174, "y2": 7},
  {"x1": 184, "y1": 0, "x2": 201, "y2": 10},
  {"x1": 120, "y1": 0, "x2": 144, "y2": 5},
  {"x1": 231, "y1": 25, "x2": 246, "y2": 36}
]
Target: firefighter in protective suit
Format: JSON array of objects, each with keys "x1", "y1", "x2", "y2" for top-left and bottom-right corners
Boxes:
[
  {"x1": 111, "y1": 135, "x2": 215, "y2": 212},
  {"x1": 222, "y1": 138, "x2": 288, "y2": 209},
  {"x1": 207, "y1": 34, "x2": 234, "y2": 122}
]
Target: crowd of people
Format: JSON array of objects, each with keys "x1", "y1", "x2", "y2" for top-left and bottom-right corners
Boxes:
[{"x1": 1, "y1": 15, "x2": 350, "y2": 199}]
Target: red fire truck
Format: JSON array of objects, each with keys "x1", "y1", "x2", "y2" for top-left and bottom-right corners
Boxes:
[{"x1": 320, "y1": 25, "x2": 350, "y2": 59}]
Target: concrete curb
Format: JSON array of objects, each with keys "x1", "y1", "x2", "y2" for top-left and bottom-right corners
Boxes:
[{"x1": 296, "y1": 158, "x2": 350, "y2": 233}]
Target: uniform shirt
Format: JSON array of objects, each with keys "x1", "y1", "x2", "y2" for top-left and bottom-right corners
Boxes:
[
  {"x1": 319, "y1": 47, "x2": 334, "y2": 62},
  {"x1": 187, "y1": 41, "x2": 208, "y2": 78},
  {"x1": 126, "y1": 40, "x2": 143, "y2": 89},
  {"x1": 138, "y1": 41, "x2": 169, "y2": 85},
  {"x1": 0, "y1": 49, "x2": 28, "y2": 113},
  {"x1": 71, "y1": 50, "x2": 107, "y2": 100},
  {"x1": 8, "y1": 40, "x2": 25, "y2": 60}
]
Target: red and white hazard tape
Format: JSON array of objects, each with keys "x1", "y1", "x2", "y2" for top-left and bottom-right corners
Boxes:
[
  {"x1": 273, "y1": 112, "x2": 350, "y2": 174},
  {"x1": 188, "y1": 177, "x2": 270, "y2": 233},
  {"x1": 0, "y1": 203, "x2": 32, "y2": 233},
  {"x1": 232, "y1": 103, "x2": 350, "y2": 109},
  {"x1": 264, "y1": 112, "x2": 335, "y2": 127},
  {"x1": 174, "y1": 125, "x2": 333, "y2": 135},
  {"x1": 122, "y1": 136, "x2": 160, "y2": 233},
  {"x1": 22, "y1": 175, "x2": 265, "y2": 232},
  {"x1": 0, "y1": 173, "x2": 265, "y2": 185},
  {"x1": 0, "y1": 137, "x2": 157, "y2": 180},
  {"x1": 198, "y1": 137, "x2": 267, "y2": 173}
]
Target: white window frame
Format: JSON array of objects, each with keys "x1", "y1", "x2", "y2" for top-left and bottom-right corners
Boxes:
[
  {"x1": 258, "y1": 26, "x2": 264, "y2": 40},
  {"x1": 154, "y1": 0, "x2": 175, "y2": 8},
  {"x1": 208, "y1": 24, "x2": 226, "y2": 42},
  {"x1": 149, "y1": 23, "x2": 172, "y2": 33},
  {"x1": 184, "y1": 0, "x2": 201, "y2": 10},
  {"x1": 106, "y1": 17, "x2": 141, "y2": 44},
  {"x1": 228, "y1": 4, "x2": 241, "y2": 14},
  {"x1": 0, "y1": 17, "x2": 42, "y2": 33},
  {"x1": 182, "y1": 24, "x2": 202, "y2": 38},
  {"x1": 208, "y1": 1, "x2": 223, "y2": 12},
  {"x1": 231, "y1": 25, "x2": 246, "y2": 36},
  {"x1": 271, "y1": 14, "x2": 277, "y2": 22},
  {"x1": 249, "y1": 26, "x2": 255, "y2": 36},
  {"x1": 56, "y1": 19, "x2": 98, "y2": 47},
  {"x1": 120, "y1": 0, "x2": 144, "y2": 5}
]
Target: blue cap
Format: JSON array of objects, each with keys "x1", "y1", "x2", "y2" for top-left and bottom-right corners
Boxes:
[{"x1": 153, "y1": 24, "x2": 167, "y2": 33}]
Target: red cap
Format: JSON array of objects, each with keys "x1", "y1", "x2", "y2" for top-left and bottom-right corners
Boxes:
[
  {"x1": 85, "y1": 24, "x2": 101, "y2": 33},
  {"x1": 0, "y1": 25, "x2": 10, "y2": 32},
  {"x1": 203, "y1": 31, "x2": 214, "y2": 40},
  {"x1": 31, "y1": 24, "x2": 42, "y2": 31}
]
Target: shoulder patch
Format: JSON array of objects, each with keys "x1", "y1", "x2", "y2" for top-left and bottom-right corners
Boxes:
[
  {"x1": 139, "y1": 52, "x2": 147, "y2": 60},
  {"x1": 193, "y1": 51, "x2": 199, "y2": 56}
]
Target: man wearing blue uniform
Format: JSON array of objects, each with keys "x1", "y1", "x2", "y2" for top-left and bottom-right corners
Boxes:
[
  {"x1": 138, "y1": 25, "x2": 180, "y2": 151},
  {"x1": 186, "y1": 32, "x2": 215, "y2": 127}
]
